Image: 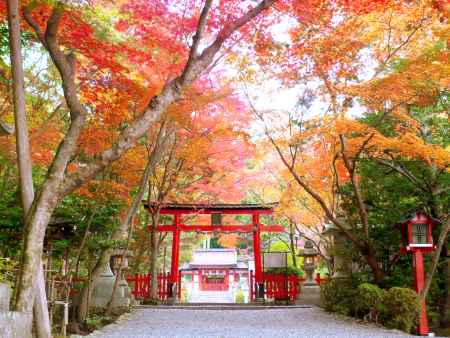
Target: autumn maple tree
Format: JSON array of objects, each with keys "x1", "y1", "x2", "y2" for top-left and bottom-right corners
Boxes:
[
  {"x1": 249, "y1": 0, "x2": 449, "y2": 289},
  {"x1": 0, "y1": 1, "x2": 282, "y2": 333},
  {"x1": 1, "y1": 0, "x2": 449, "y2": 335}
]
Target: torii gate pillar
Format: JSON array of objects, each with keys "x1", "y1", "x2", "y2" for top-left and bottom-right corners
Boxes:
[
  {"x1": 169, "y1": 213, "x2": 181, "y2": 299},
  {"x1": 252, "y1": 213, "x2": 264, "y2": 299}
]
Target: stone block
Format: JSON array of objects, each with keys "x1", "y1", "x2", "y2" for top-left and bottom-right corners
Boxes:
[
  {"x1": 0, "y1": 283, "x2": 11, "y2": 311},
  {"x1": 91, "y1": 263, "x2": 131, "y2": 309},
  {"x1": 0, "y1": 311, "x2": 32, "y2": 338},
  {"x1": 296, "y1": 285, "x2": 322, "y2": 306}
]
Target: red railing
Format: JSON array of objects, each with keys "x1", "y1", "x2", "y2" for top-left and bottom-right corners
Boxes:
[
  {"x1": 202, "y1": 283, "x2": 229, "y2": 291},
  {"x1": 126, "y1": 273, "x2": 175, "y2": 300},
  {"x1": 249, "y1": 271, "x2": 300, "y2": 302},
  {"x1": 264, "y1": 273, "x2": 299, "y2": 301},
  {"x1": 315, "y1": 273, "x2": 328, "y2": 285}
]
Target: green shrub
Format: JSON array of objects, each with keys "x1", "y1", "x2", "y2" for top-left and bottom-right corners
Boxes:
[
  {"x1": 0, "y1": 257, "x2": 17, "y2": 288},
  {"x1": 321, "y1": 279, "x2": 421, "y2": 334},
  {"x1": 383, "y1": 287, "x2": 421, "y2": 333},
  {"x1": 320, "y1": 278, "x2": 357, "y2": 315},
  {"x1": 181, "y1": 289, "x2": 190, "y2": 303},
  {"x1": 355, "y1": 283, "x2": 386, "y2": 322},
  {"x1": 235, "y1": 289, "x2": 245, "y2": 303}
]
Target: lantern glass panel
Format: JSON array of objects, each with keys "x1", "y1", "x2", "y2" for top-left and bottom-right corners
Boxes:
[{"x1": 412, "y1": 223, "x2": 428, "y2": 244}]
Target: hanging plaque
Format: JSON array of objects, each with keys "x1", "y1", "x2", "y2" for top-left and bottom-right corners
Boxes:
[{"x1": 263, "y1": 252, "x2": 287, "y2": 269}]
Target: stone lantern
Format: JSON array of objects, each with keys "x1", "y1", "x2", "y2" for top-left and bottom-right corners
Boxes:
[
  {"x1": 111, "y1": 249, "x2": 133, "y2": 272},
  {"x1": 322, "y1": 222, "x2": 352, "y2": 278},
  {"x1": 111, "y1": 249, "x2": 134, "y2": 286},
  {"x1": 109, "y1": 249, "x2": 134, "y2": 307},
  {"x1": 298, "y1": 240, "x2": 319, "y2": 285}
]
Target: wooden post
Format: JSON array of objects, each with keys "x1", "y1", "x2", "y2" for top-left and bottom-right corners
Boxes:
[
  {"x1": 163, "y1": 246, "x2": 167, "y2": 273},
  {"x1": 413, "y1": 250, "x2": 429, "y2": 335},
  {"x1": 249, "y1": 270, "x2": 254, "y2": 301},
  {"x1": 170, "y1": 213, "x2": 181, "y2": 298},
  {"x1": 252, "y1": 213, "x2": 264, "y2": 299}
]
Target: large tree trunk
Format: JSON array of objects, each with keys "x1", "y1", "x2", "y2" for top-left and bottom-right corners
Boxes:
[{"x1": 7, "y1": 0, "x2": 51, "y2": 336}]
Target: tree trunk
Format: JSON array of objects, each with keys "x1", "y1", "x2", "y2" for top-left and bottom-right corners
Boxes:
[
  {"x1": 73, "y1": 210, "x2": 96, "y2": 281},
  {"x1": 7, "y1": 0, "x2": 33, "y2": 209},
  {"x1": 421, "y1": 218, "x2": 449, "y2": 302},
  {"x1": 364, "y1": 248, "x2": 384, "y2": 285},
  {"x1": 149, "y1": 210, "x2": 160, "y2": 300},
  {"x1": 441, "y1": 238, "x2": 450, "y2": 327},
  {"x1": 288, "y1": 222, "x2": 297, "y2": 268},
  {"x1": 7, "y1": 0, "x2": 51, "y2": 336}
]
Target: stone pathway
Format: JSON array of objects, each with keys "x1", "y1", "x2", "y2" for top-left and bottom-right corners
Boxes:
[{"x1": 87, "y1": 306, "x2": 417, "y2": 338}]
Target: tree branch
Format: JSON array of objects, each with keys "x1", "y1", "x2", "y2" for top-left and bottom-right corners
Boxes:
[
  {"x1": 58, "y1": 0, "x2": 277, "y2": 197},
  {"x1": 180, "y1": 0, "x2": 213, "y2": 83},
  {"x1": 339, "y1": 134, "x2": 370, "y2": 237}
]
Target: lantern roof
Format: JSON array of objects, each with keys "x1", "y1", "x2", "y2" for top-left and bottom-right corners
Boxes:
[
  {"x1": 110, "y1": 248, "x2": 134, "y2": 257},
  {"x1": 396, "y1": 210, "x2": 441, "y2": 226},
  {"x1": 298, "y1": 240, "x2": 319, "y2": 257}
]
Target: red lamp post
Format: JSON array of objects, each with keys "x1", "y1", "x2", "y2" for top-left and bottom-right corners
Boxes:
[{"x1": 397, "y1": 211, "x2": 440, "y2": 336}]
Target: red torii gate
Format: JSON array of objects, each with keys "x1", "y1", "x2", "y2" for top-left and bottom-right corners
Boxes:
[{"x1": 144, "y1": 203, "x2": 284, "y2": 299}]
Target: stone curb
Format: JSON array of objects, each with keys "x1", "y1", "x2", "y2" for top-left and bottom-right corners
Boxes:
[{"x1": 135, "y1": 304, "x2": 312, "y2": 310}]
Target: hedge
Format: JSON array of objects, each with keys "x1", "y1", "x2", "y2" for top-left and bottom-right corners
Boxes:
[{"x1": 321, "y1": 280, "x2": 421, "y2": 333}]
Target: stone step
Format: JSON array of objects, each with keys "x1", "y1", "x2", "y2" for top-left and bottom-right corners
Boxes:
[
  {"x1": 136, "y1": 304, "x2": 312, "y2": 310},
  {"x1": 189, "y1": 291, "x2": 234, "y2": 303}
]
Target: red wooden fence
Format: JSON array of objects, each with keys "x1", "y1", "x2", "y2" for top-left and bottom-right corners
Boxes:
[
  {"x1": 126, "y1": 273, "x2": 175, "y2": 301},
  {"x1": 249, "y1": 271, "x2": 300, "y2": 302},
  {"x1": 315, "y1": 273, "x2": 328, "y2": 285}
]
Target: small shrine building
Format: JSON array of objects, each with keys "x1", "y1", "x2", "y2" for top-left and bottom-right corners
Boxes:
[{"x1": 180, "y1": 248, "x2": 252, "y2": 296}]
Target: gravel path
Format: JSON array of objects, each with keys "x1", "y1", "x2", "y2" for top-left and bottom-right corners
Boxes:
[{"x1": 87, "y1": 306, "x2": 417, "y2": 338}]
